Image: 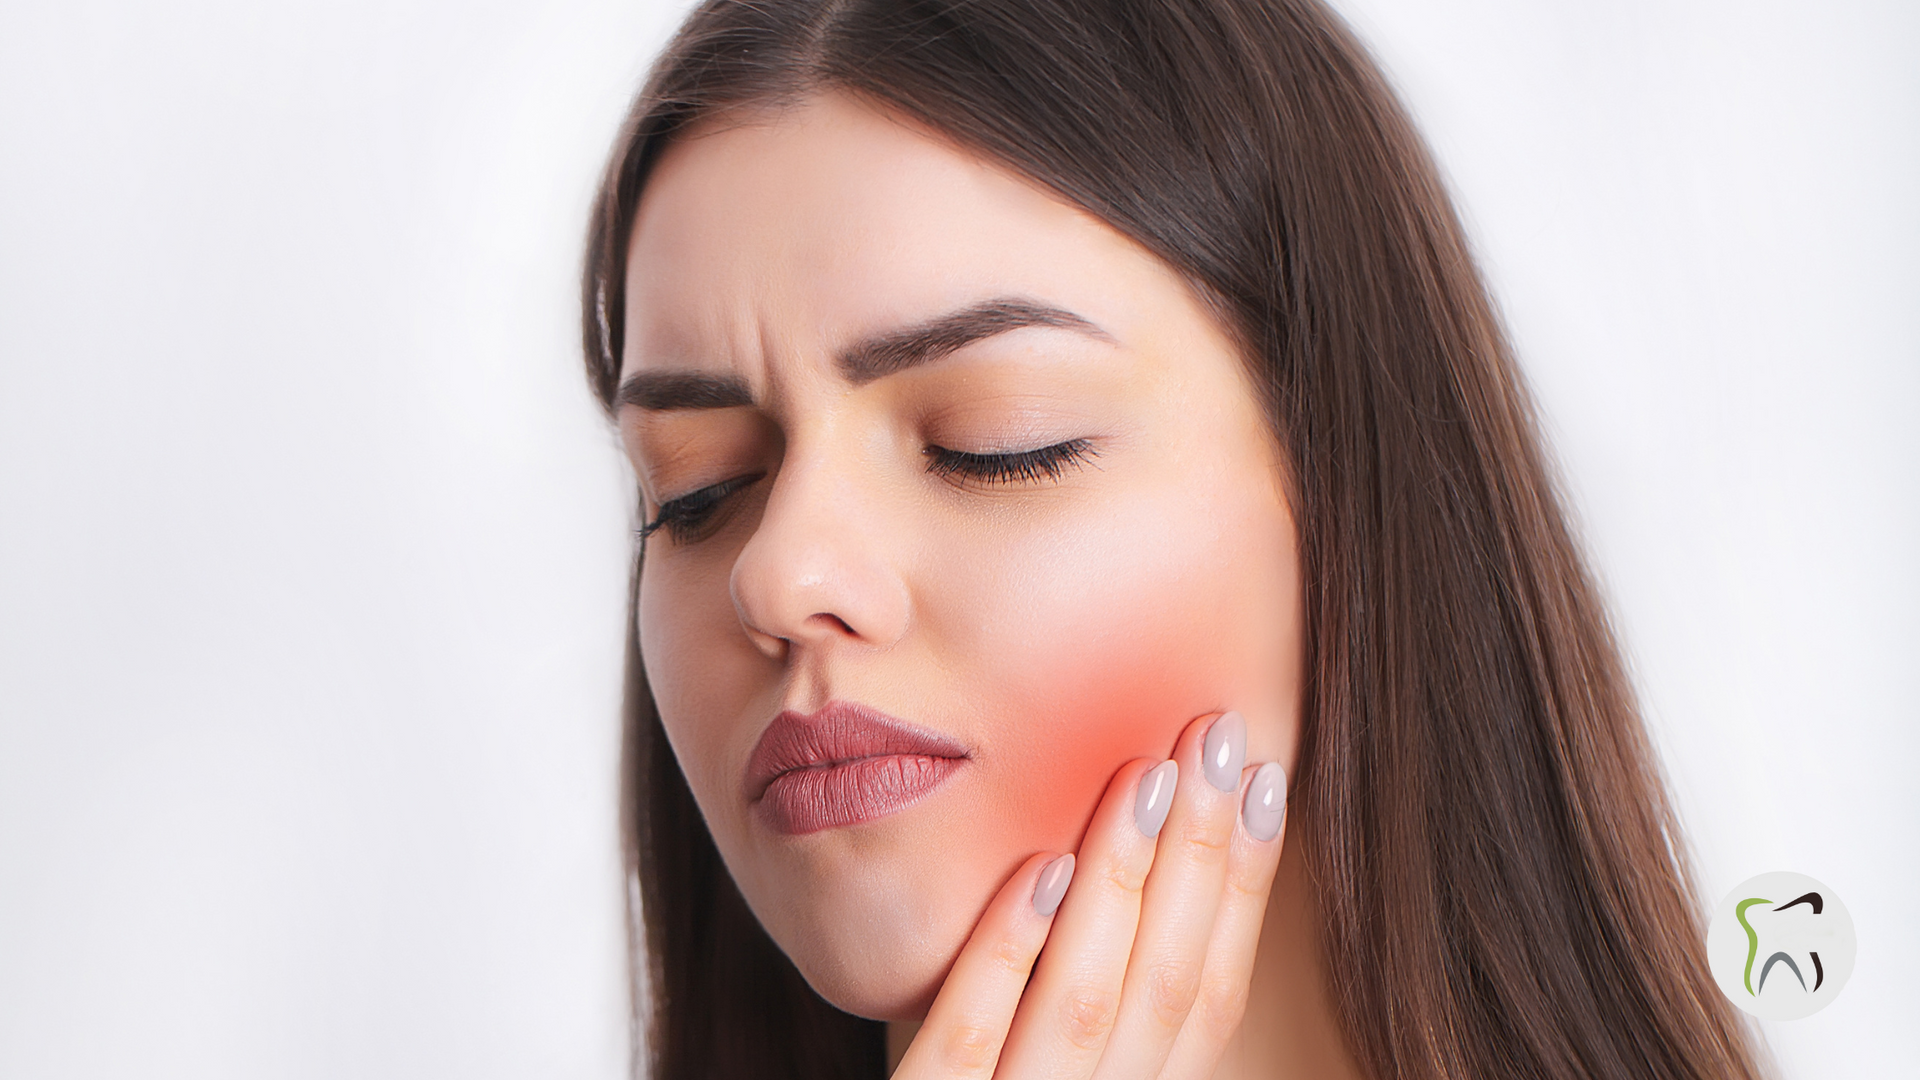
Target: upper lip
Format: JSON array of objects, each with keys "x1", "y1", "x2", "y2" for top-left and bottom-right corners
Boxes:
[{"x1": 745, "y1": 700, "x2": 970, "y2": 800}]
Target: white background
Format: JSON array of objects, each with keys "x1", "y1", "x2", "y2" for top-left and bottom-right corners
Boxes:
[{"x1": 1, "y1": 0, "x2": 1912, "y2": 1076}]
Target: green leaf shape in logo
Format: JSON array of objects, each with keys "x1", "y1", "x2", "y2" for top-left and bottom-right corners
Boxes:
[{"x1": 1737, "y1": 897, "x2": 1773, "y2": 995}]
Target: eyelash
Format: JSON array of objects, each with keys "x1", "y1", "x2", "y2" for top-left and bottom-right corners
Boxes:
[
  {"x1": 923, "y1": 438, "x2": 1100, "y2": 485},
  {"x1": 639, "y1": 472, "x2": 766, "y2": 544},
  {"x1": 638, "y1": 439, "x2": 1098, "y2": 545}
]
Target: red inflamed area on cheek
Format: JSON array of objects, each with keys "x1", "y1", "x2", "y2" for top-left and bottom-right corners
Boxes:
[{"x1": 988, "y1": 627, "x2": 1228, "y2": 854}]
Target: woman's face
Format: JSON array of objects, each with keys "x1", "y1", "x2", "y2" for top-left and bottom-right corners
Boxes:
[{"x1": 619, "y1": 93, "x2": 1303, "y2": 1021}]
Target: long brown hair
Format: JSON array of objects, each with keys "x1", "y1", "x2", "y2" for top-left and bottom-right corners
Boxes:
[{"x1": 580, "y1": 2, "x2": 1769, "y2": 1077}]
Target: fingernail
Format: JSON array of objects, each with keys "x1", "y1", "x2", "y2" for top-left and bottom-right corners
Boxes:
[
  {"x1": 1203, "y1": 711, "x2": 1247, "y2": 792},
  {"x1": 1242, "y1": 762, "x2": 1288, "y2": 842},
  {"x1": 1134, "y1": 760, "x2": 1178, "y2": 838},
  {"x1": 1032, "y1": 854, "x2": 1075, "y2": 917}
]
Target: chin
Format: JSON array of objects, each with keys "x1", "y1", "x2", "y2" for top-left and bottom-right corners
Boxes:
[
  {"x1": 791, "y1": 945, "x2": 946, "y2": 1021},
  {"x1": 767, "y1": 893, "x2": 970, "y2": 1021},
  {"x1": 738, "y1": 826, "x2": 1008, "y2": 1022}
]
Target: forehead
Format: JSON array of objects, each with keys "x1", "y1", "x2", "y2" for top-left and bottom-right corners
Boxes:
[{"x1": 620, "y1": 92, "x2": 1171, "y2": 380}]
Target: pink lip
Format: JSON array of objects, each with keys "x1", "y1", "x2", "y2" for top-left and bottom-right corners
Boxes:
[{"x1": 746, "y1": 701, "x2": 970, "y2": 835}]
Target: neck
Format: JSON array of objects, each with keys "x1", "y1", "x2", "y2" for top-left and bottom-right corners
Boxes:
[
  {"x1": 886, "y1": 839, "x2": 1363, "y2": 1078},
  {"x1": 1212, "y1": 836, "x2": 1364, "y2": 1079}
]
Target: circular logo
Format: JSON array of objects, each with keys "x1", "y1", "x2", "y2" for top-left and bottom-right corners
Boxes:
[{"x1": 1706, "y1": 871, "x2": 1855, "y2": 1020}]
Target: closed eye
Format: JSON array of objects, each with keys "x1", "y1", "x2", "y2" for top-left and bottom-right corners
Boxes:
[
  {"x1": 639, "y1": 440, "x2": 1095, "y2": 545},
  {"x1": 923, "y1": 439, "x2": 1099, "y2": 485},
  {"x1": 639, "y1": 471, "x2": 765, "y2": 544}
]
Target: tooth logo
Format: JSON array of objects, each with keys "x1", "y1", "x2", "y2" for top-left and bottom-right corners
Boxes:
[{"x1": 1708, "y1": 872, "x2": 1856, "y2": 1020}]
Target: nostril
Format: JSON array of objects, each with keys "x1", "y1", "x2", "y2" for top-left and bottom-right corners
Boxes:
[
  {"x1": 742, "y1": 623, "x2": 790, "y2": 660},
  {"x1": 811, "y1": 613, "x2": 857, "y2": 637}
]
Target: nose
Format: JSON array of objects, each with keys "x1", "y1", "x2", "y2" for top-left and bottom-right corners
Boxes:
[{"x1": 728, "y1": 448, "x2": 912, "y2": 659}]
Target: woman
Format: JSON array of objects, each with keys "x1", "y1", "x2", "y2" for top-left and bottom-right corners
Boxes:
[{"x1": 580, "y1": 1, "x2": 1770, "y2": 1077}]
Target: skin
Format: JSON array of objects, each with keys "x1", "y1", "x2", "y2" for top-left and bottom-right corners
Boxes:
[{"x1": 619, "y1": 91, "x2": 1361, "y2": 1077}]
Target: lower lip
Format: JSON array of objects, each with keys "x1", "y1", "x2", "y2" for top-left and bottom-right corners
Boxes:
[{"x1": 757, "y1": 753, "x2": 965, "y2": 834}]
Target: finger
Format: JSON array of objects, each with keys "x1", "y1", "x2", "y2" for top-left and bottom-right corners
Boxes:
[
  {"x1": 893, "y1": 851, "x2": 1074, "y2": 1080},
  {"x1": 1159, "y1": 760, "x2": 1289, "y2": 1079},
  {"x1": 994, "y1": 757, "x2": 1175, "y2": 1076},
  {"x1": 1091, "y1": 711, "x2": 1247, "y2": 1080}
]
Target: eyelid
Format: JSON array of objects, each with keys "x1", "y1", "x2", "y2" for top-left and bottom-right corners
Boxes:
[{"x1": 623, "y1": 407, "x2": 777, "y2": 510}]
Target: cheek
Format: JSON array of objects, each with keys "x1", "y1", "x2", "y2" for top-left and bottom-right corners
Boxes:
[
  {"x1": 933, "y1": 485, "x2": 1298, "y2": 851},
  {"x1": 1000, "y1": 610, "x2": 1221, "y2": 844},
  {"x1": 636, "y1": 549, "x2": 774, "y2": 815}
]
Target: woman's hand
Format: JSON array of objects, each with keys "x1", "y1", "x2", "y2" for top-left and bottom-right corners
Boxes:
[{"x1": 890, "y1": 711, "x2": 1290, "y2": 1079}]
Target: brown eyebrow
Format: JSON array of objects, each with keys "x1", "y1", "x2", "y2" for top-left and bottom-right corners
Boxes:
[
  {"x1": 838, "y1": 298, "x2": 1111, "y2": 386},
  {"x1": 616, "y1": 370, "x2": 753, "y2": 411},
  {"x1": 615, "y1": 297, "x2": 1109, "y2": 409}
]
